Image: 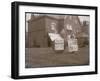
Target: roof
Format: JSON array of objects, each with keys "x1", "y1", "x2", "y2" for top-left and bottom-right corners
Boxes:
[{"x1": 28, "y1": 15, "x2": 64, "y2": 23}]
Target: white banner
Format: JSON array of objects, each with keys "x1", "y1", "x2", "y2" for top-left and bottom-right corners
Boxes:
[
  {"x1": 67, "y1": 39, "x2": 78, "y2": 52},
  {"x1": 55, "y1": 39, "x2": 64, "y2": 50}
]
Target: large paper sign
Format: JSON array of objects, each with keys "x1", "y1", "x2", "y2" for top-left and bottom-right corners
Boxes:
[
  {"x1": 55, "y1": 39, "x2": 64, "y2": 50},
  {"x1": 67, "y1": 39, "x2": 78, "y2": 52},
  {"x1": 48, "y1": 33, "x2": 63, "y2": 41}
]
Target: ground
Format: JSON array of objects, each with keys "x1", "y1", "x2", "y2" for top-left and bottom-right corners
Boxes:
[{"x1": 25, "y1": 47, "x2": 89, "y2": 68}]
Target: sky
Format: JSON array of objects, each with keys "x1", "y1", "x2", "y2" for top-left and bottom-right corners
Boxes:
[{"x1": 79, "y1": 16, "x2": 90, "y2": 22}]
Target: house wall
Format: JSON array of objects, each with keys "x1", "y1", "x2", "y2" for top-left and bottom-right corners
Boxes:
[
  {"x1": 28, "y1": 31, "x2": 48, "y2": 47},
  {"x1": 28, "y1": 17, "x2": 45, "y2": 32},
  {"x1": 45, "y1": 17, "x2": 58, "y2": 33},
  {"x1": 28, "y1": 17, "x2": 48, "y2": 48}
]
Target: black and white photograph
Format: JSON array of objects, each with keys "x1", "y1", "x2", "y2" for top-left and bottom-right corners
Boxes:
[
  {"x1": 11, "y1": 1, "x2": 97, "y2": 79},
  {"x1": 25, "y1": 13, "x2": 90, "y2": 68}
]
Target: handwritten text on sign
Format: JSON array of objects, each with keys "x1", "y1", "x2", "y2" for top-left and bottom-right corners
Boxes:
[
  {"x1": 67, "y1": 39, "x2": 78, "y2": 52},
  {"x1": 55, "y1": 39, "x2": 64, "y2": 50}
]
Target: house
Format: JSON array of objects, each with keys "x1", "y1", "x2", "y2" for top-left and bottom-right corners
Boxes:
[
  {"x1": 27, "y1": 14, "x2": 84, "y2": 48},
  {"x1": 27, "y1": 14, "x2": 61, "y2": 48}
]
